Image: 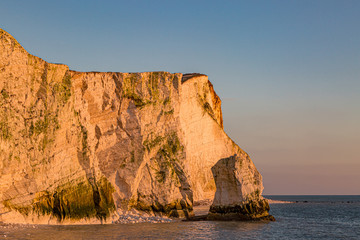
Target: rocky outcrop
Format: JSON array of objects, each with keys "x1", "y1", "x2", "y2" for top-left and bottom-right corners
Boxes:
[
  {"x1": 0, "y1": 28, "x2": 270, "y2": 224},
  {"x1": 207, "y1": 155, "x2": 274, "y2": 221}
]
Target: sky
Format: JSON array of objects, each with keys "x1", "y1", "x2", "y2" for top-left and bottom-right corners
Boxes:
[{"x1": 1, "y1": 0, "x2": 359, "y2": 195}]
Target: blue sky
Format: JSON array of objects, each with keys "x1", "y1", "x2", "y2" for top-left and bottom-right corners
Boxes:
[{"x1": 1, "y1": 0, "x2": 359, "y2": 194}]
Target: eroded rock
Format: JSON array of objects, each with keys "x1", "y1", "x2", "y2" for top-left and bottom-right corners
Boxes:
[{"x1": 208, "y1": 155, "x2": 274, "y2": 221}]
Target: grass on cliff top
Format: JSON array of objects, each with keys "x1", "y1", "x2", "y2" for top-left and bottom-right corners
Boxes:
[
  {"x1": 122, "y1": 73, "x2": 149, "y2": 108},
  {"x1": 122, "y1": 72, "x2": 171, "y2": 108},
  {"x1": 0, "y1": 28, "x2": 22, "y2": 49}
]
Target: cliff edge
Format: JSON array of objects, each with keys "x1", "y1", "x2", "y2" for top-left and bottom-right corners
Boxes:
[{"x1": 0, "y1": 28, "x2": 271, "y2": 224}]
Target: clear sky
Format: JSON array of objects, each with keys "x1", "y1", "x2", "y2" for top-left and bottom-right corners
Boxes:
[{"x1": 1, "y1": 0, "x2": 359, "y2": 194}]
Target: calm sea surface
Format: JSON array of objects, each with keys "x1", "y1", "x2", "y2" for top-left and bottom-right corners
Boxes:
[{"x1": 1, "y1": 195, "x2": 359, "y2": 239}]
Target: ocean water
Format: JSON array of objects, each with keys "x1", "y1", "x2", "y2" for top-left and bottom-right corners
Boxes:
[{"x1": 1, "y1": 195, "x2": 359, "y2": 239}]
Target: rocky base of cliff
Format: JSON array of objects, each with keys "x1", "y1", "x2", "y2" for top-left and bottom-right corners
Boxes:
[
  {"x1": 0, "y1": 208, "x2": 176, "y2": 225},
  {"x1": 206, "y1": 199, "x2": 275, "y2": 221},
  {"x1": 184, "y1": 199, "x2": 275, "y2": 222}
]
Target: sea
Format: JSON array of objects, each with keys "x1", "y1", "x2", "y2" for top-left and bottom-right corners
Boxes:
[{"x1": 1, "y1": 195, "x2": 359, "y2": 240}]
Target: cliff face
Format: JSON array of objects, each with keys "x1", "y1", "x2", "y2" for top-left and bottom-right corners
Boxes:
[{"x1": 0, "y1": 29, "x2": 268, "y2": 224}]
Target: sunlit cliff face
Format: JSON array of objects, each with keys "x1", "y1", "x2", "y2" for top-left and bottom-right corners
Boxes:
[{"x1": 0, "y1": 29, "x2": 269, "y2": 224}]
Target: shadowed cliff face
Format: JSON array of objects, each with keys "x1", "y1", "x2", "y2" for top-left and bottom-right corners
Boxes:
[{"x1": 0, "y1": 28, "x2": 266, "y2": 224}]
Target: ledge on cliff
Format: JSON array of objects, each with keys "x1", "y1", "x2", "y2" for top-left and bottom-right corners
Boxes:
[{"x1": 181, "y1": 73, "x2": 207, "y2": 83}]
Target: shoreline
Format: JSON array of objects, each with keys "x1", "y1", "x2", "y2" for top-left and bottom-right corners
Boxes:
[
  {"x1": 1, "y1": 200, "x2": 285, "y2": 226},
  {"x1": 266, "y1": 199, "x2": 295, "y2": 204}
]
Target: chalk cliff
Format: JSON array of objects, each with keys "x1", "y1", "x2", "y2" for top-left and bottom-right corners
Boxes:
[{"x1": 0, "y1": 28, "x2": 270, "y2": 224}]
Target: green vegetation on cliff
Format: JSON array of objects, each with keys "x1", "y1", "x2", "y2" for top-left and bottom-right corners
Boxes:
[
  {"x1": 0, "y1": 115, "x2": 11, "y2": 140},
  {"x1": 0, "y1": 89, "x2": 11, "y2": 140},
  {"x1": 122, "y1": 73, "x2": 149, "y2": 108},
  {"x1": 144, "y1": 132, "x2": 184, "y2": 184},
  {"x1": 122, "y1": 72, "x2": 170, "y2": 108},
  {"x1": 3, "y1": 177, "x2": 115, "y2": 221},
  {"x1": 129, "y1": 196, "x2": 192, "y2": 218},
  {"x1": 54, "y1": 72, "x2": 72, "y2": 104}
]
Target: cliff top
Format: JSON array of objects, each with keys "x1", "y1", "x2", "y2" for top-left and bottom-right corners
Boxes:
[{"x1": 0, "y1": 28, "x2": 208, "y2": 82}]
